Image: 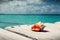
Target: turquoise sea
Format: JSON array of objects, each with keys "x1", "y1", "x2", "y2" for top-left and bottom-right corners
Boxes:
[{"x1": 0, "y1": 14, "x2": 60, "y2": 28}]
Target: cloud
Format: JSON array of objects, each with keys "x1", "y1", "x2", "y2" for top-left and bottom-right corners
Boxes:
[
  {"x1": 0, "y1": 1, "x2": 27, "y2": 14},
  {"x1": 0, "y1": 0, "x2": 60, "y2": 14}
]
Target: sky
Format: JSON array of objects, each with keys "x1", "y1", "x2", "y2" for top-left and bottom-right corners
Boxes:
[{"x1": 0, "y1": 0, "x2": 60, "y2": 14}]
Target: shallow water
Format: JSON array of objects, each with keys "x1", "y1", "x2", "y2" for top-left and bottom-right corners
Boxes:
[{"x1": 0, "y1": 14, "x2": 60, "y2": 28}]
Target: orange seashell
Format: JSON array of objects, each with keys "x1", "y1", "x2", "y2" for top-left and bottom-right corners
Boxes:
[
  {"x1": 31, "y1": 22, "x2": 45, "y2": 32},
  {"x1": 31, "y1": 24, "x2": 41, "y2": 32}
]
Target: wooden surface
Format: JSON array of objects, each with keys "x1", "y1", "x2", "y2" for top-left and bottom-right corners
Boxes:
[
  {"x1": 5, "y1": 22, "x2": 60, "y2": 40},
  {"x1": 0, "y1": 28, "x2": 31, "y2": 40}
]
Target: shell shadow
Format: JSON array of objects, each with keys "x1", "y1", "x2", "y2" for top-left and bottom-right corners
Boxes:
[{"x1": 40, "y1": 30, "x2": 49, "y2": 32}]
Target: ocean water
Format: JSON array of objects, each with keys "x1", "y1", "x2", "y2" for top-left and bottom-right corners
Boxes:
[{"x1": 0, "y1": 14, "x2": 60, "y2": 28}]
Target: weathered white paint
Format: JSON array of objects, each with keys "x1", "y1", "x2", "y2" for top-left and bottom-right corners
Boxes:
[
  {"x1": 0, "y1": 28, "x2": 31, "y2": 40},
  {"x1": 5, "y1": 22, "x2": 60, "y2": 40}
]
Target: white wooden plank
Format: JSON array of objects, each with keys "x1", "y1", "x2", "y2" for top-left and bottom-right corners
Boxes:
[
  {"x1": 5, "y1": 23, "x2": 60, "y2": 40},
  {"x1": 0, "y1": 28, "x2": 31, "y2": 40}
]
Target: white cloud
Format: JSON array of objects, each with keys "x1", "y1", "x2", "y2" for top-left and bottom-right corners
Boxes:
[
  {"x1": 0, "y1": 0, "x2": 60, "y2": 14},
  {"x1": 27, "y1": 0, "x2": 43, "y2": 4},
  {"x1": 0, "y1": 1, "x2": 27, "y2": 14},
  {"x1": 27, "y1": 5, "x2": 60, "y2": 14}
]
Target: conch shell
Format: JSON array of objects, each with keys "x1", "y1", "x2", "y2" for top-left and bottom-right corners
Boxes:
[{"x1": 31, "y1": 22, "x2": 45, "y2": 32}]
